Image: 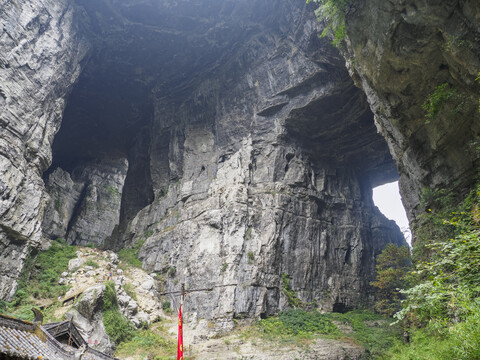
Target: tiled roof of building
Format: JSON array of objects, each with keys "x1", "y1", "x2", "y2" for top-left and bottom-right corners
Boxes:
[
  {"x1": 0, "y1": 313, "x2": 117, "y2": 360},
  {"x1": 0, "y1": 314, "x2": 75, "y2": 359}
]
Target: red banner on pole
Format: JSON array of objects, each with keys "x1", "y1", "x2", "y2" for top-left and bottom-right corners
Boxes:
[{"x1": 177, "y1": 305, "x2": 183, "y2": 360}]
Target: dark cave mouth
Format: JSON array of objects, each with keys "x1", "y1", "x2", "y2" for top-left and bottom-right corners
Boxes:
[{"x1": 44, "y1": 0, "x2": 404, "y2": 247}]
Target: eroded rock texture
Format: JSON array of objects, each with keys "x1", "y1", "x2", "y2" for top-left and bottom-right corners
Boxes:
[
  {"x1": 44, "y1": 0, "x2": 405, "y2": 326},
  {"x1": 0, "y1": 0, "x2": 408, "y2": 326},
  {"x1": 0, "y1": 0, "x2": 88, "y2": 299},
  {"x1": 341, "y1": 0, "x2": 480, "y2": 225},
  {"x1": 42, "y1": 157, "x2": 128, "y2": 246}
]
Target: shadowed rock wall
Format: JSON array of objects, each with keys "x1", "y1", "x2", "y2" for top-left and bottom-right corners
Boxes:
[
  {"x1": 82, "y1": 1, "x2": 404, "y2": 327},
  {"x1": 340, "y1": 0, "x2": 480, "y2": 229}
]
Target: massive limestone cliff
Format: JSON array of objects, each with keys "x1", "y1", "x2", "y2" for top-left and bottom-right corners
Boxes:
[
  {"x1": 0, "y1": 0, "x2": 415, "y2": 326},
  {"x1": 36, "y1": 0, "x2": 406, "y2": 327},
  {"x1": 339, "y1": 0, "x2": 480, "y2": 227},
  {"x1": 0, "y1": 0, "x2": 89, "y2": 299}
]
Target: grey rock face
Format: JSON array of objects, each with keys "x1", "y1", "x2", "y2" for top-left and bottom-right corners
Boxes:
[
  {"x1": 102, "y1": 4, "x2": 405, "y2": 325},
  {"x1": 340, "y1": 0, "x2": 480, "y2": 225},
  {"x1": 67, "y1": 284, "x2": 114, "y2": 354},
  {"x1": 0, "y1": 0, "x2": 89, "y2": 300},
  {"x1": 42, "y1": 157, "x2": 128, "y2": 246}
]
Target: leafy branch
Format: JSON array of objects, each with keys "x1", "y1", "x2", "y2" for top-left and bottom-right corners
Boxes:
[{"x1": 307, "y1": 0, "x2": 352, "y2": 47}]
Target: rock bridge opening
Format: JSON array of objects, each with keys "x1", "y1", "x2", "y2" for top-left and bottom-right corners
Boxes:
[{"x1": 41, "y1": 0, "x2": 407, "y2": 316}]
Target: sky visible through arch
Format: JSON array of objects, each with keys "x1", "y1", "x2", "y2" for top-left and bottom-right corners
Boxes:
[{"x1": 373, "y1": 181, "x2": 411, "y2": 244}]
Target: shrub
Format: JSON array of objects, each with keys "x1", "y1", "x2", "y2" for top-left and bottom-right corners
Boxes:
[
  {"x1": 115, "y1": 330, "x2": 175, "y2": 359},
  {"x1": 307, "y1": 0, "x2": 352, "y2": 47},
  {"x1": 282, "y1": 274, "x2": 302, "y2": 308},
  {"x1": 123, "y1": 283, "x2": 137, "y2": 301},
  {"x1": 161, "y1": 300, "x2": 171, "y2": 312},
  {"x1": 371, "y1": 244, "x2": 411, "y2": 316},
  {"x1": 422, "y1": 83, "x2": 464, "y2": 124},
  {"x1": 85, "y1": 259, "x2": 99, "y2": 268},
  {"x1": 391, "y1": 181, "x2": 480, "y2": 356},
  {"x1": 102, "y1": 282, "x2": 136, "y2": 345},
  {"x1": 247, "y1": 251, "x2": 255, "y2": 264},
  {"x1": 11, "y1": 238, "x2": 77, "y2": 302}
]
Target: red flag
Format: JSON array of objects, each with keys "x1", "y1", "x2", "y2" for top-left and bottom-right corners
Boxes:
[{"x1": 177, "y1": 305, "x2": 183, "y2": 360}]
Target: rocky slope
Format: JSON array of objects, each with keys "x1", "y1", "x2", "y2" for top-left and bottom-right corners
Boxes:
[{"x1": 44, "y1": 246, "x2": 370, "y2": 359}]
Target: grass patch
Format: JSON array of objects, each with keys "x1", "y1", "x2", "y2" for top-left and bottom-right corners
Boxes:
[
  {"x1": 253, "y1": 309, "x2": 400, "y2": 358},
  {"x1": 118, "y1": 239, "x2": 145, "y2": 268},
  {"x1": 261, "y1": 309, "x2": 339, "y2": 340},
  {"x1": 327, "y1": 310, "x2": 401, "y2": 358},
  {"x1": 20, "y1": 238, "x2": 76, "y2": 300},
  {"x1": 123, "y1": 283, "x2": 138, "y2": 301},
  {"x1": 115, "y1": 326, "x2": 176, "y2": 360},
  {"x1": 85, "y1": 259, "x2": 99, "y2": 268},
  {"x1": 0, "y1": 238, "x2": 77, "y2": 321}
]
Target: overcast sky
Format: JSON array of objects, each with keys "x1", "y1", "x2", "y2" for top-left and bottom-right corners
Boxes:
[{"x1": 372, "y1": 181, "x2": 411, "y2": 244}]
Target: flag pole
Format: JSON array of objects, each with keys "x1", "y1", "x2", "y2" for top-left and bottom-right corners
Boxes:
[{"x1": 177, "y1": 283, "x2": 185, "y2": 360}]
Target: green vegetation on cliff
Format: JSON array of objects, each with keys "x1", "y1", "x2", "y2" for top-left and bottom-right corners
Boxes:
[
  {"x1": 102, "y1": 281, "x2": 136, "y2": 345},
  {"x1": 306, "y1": 0, "x2": 352, "y2": 46},
  {"x1": 377, "y1": 181, "x2": 480, "y2": 359},
  {"x1": 0, "y1": 238, "x2": 76, "y2": 321}
]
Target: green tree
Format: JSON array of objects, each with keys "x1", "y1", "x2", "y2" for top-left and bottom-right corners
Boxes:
[
  {"x1": 371, "y1": 244, "x2": 411, "y2": 316},
  {"x1": 306, "y1": 0, "x2": 352, "y2": 47}
]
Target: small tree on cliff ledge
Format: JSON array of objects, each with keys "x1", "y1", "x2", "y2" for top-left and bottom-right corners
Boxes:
[
  {"x1": 306, "y1": 0, "x2": 353, "y2": 47},
  {"x1": 371, "y1": 244, "x2": 411, "y2": 316}
]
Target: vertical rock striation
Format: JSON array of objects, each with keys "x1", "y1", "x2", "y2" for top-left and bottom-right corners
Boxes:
[
  {"x1": 83, "y1": 2, "x2": 405, "y2": 327},
  {"x1": 0, "y1": 0, "x2": 89, "y2": 299},
  {"x1": 0, "y1": 0, "x2": 408, "y2": 323},
  {"x1": 42, "y1": 157, "x2": 128, "y2": 246}
]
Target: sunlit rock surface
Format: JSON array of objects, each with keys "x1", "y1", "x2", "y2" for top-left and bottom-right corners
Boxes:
[{"x1": 0, "y1": 0, "x2": 88, "y2": 299}]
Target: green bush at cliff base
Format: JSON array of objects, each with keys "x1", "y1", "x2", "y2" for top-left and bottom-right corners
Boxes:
[
  {"x1": 102, "y1": 281, "x2": 136, "y2": 345},
  {"x1": 259, "y1": 309, "x2": 400, "y2": 358},
  {"x1": 387, "y1": 300, "x2": 480, "y2": 360},
  {"x1": 261, "y1": 309, "x2": 339, "y2": 339},
  {"x1": 328, "y1": 310, "x2": 401, "y2": 359},
  {"x1": 390, "y1": 181, "x2": 480, "y2": 359},
  {"x1": 27, "y1": 238, "x2": 77, "y2": 299}
]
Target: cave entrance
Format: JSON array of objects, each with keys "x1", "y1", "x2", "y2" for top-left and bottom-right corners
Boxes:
[{"x1": 372, "y1": 181, "x2": 411, "y2": 244}]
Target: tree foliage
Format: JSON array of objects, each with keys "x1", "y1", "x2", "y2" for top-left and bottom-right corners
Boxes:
[
  {"x1": 371, "y1": 244, "x2": 411, "y2": 316},
  {"x1": 387, "y1": 181, "x2": 480, "y2": 358},
  {"x1": 306, "y1": 0, "x2": 352, "y2": 47}
]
